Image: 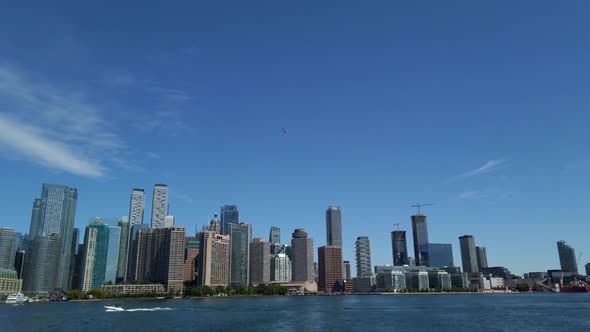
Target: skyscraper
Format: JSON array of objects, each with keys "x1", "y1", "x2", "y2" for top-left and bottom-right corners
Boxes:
[
  {"x1": 116, "y1": 217, "x2": 129, "y2": 282},
  {"x1": 0, "y1": 228, "x2": 17, "y2": 270},
  {"x1": 426, "y1": 243, "x2": 454, "y2": 268},
  {"x1": 459, "y1": 235, "x2": 478, "y2": 274},
  {"x1": 105, "y1": 224, "x2": 121, "y2": 284},
  {"x1": 250, "y1": 238, "x2": 271, "y2": 285},
  {"x1": 269, "y1": 226, "x2": 281, "y2": 245},
  {"x1": 22, "y1": 233, "x2": 60, "y2": 294},
  {"x1": 129, "y1": 189, "x2": 145, "y2": 226},
  {"x1": 28, "y1": 198, "x2": 42, "y2": 242},
  {"x1": 476, "y1": 246, "x2": 488, "y2": 272},
  {"x1": 81, "y1": 221, "x2": 110, "y2": 292},
  {"x1": 126, "y1": 223, "x2": 148, "y2": 282},
  {"x1": 557, "y1": 240, "x2": 578, "y2": 273},
  {"x1": 271, "y1": 253, "x2": 292, "y2": 282},
  {"x1": 151, "y1": 184, "x2": 169, "y2": 229},
  {"x1": 198, "y1": 231, "x2": 230, "y2": 287},
  {"x1": 220, "y1": 205, "x2": 239, "y2": 235},
  {"x1": 228, "y1": 223, "x2": 252, "y2": 286},
  {"x1": 411, "y1": 214, "x2": 429, "y2": 266},
  {"x1": 164, "y1": 215, "x2": 176, "y2": 228},
  {"x1": 183, "y1": 237, "x2": 200, "y2": 282},
  {"x1": 291, "y1": 229, "x2": 314, "y2": 282},
  {"x1": 355, "y1": 236, "x2": 372, "y2": 278},
  {"x1": 343, "y1": 260, "x2": 351, "y2": 280},
  {"x1": 391, "y1": 230, "x2": 409, "y2": 266},
  {"x1": 318, "y1": 246, "x2": 343, "y2": 293},
  {"x1": 326, "y1": 206, "x2": 342, "y2": 247}
]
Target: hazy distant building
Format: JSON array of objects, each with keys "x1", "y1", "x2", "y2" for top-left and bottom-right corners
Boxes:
[
  {"x1": 220, "y1": 205, "x2": 239, "y2": 235},
  {"x1": 105, "y1": 224, "x2": 121, "y2": 284},
  {"x1": 0, "y1": 228, "x2": 17, "y2": 270},
  {"x1": 116, "y1": 217, "x2": 129, "y2": 282},
  {"x1": 164, "y1": 215, "x2": 176, "y2": 228},
  {"x1": 426, "y1": 243, "x2": 454, "y2": 268},
  {"x1": 80, "y1": 221, "x2": 110, "y2": 292},
  {"x1": 326, "y1": 206, "x2": 342, "y2": 247},
  {"x1": 271, "y1": 253, "x2": 292, "y2": 282},
  {"x1": 269, "y1": 226, "x2": 281, "y2": 245},
  {"x1": 129, "y1": 189, "x2": 145, "y2": 226},
  {"x1": 203, "y1": 215, "x2": 222, "y2": 233},
  {"x1": 198, "y1": 231, "x2": 231, "y2": 287},
  {"x1": 291, "y1": 229, "x2": 314, "y2": 282},
  {"x1": 459, "y1": 235, "x2": 478, "y2": 274},
  {"x1": 355, "y1": 236, "x2": 372, "y2": 278},
  {"x1": 318, "y1": 246, "x2": 343, "y2": 293},
  {"x1": 476, "y1": 246, "x2": 488, "y2": 272},
  {"x1": 250, "y1": 238, "x2": 271, "y2": 285},
  {"x1": 411, "y1": 215, "x2": 429, "y2": 266},
  {"x1": 391, "y1": 230, "x2": 409, "y2": 266},
  {"x1": 557, "y1": 240, "x2": 578, "y2": 273},
  {"x1": 150, "y1": 184, "x2": 169, "y2": 229},
  {"x1": 228, "y1": 223, "x2": 252, "y2": 286}
]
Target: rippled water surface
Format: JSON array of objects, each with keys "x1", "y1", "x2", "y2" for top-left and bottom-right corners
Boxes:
[{"x1": 2, "y1": 294, "x2": 589, "y2": 331}]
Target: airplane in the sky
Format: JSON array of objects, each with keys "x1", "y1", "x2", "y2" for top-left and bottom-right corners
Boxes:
[{"x1": 281, "y1": 128, "x2": 288, "y2": 134}]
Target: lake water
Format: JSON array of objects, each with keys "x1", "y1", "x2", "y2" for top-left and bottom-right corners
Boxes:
[{"x1": 1, "y1": 294, "x2": 589, "y2": 331}]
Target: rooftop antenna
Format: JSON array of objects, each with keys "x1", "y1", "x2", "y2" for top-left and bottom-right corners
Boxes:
[
  {"x1": 394, "y1": 223, "x2": 400, "y2": 231},
  {"x1": 411, "y1": 202, "x2": 434, "y2": 214}
]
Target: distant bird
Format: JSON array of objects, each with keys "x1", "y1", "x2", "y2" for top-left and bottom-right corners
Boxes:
[{"x1": 281, "y1": 128, "x2": 288, "y2": 134}]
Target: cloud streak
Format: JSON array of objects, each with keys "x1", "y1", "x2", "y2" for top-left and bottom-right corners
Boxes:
[{"x1": 452, "y1": 159, "x2": 507, "y2": 181}]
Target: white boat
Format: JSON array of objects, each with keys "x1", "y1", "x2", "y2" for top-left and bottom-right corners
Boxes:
[
  {"x1": 104, "y1": 305, "x2": 125, "y2": 311},
  {"x1": 6, "y1": 293, "x2": 25, "y2": 304}
]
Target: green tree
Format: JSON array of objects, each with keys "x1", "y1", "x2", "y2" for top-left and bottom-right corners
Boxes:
[
  {"x1": 67, "y1": 289, "x2": 83, "y2": 300},
  {"x1": 516, "y1": 283, "x2": 530, "y2": 292}
]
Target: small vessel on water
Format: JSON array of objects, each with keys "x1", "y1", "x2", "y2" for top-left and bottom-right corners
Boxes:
[
  {"x1": 6, "y1": 293, "x2": 26, "y2": 304},
  {"x1": 560, "y1": 280, "x2": 590, "y2": 293},
  {"x1": 104, "y1": 305, "x2": 125, "y2": 311}
]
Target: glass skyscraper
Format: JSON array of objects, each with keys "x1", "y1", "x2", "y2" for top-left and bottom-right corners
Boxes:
[
  {"x1": 81, "y1": 221, "x2": 110, "y2": 291},
  {"x1": 391, "y1": 230, "x2": 409, "y2": 266},
  {"x1": 220, "y1": 205, "x2": 239, "y2": 235},
  {"x1": 426, "y1": 243, "x2": 454, "y2": 268},
  {"x1": 0, "y1": 228, "x2": 17, "y2": 270},
  {"x1": 557, "y1": 240, "x2": 578, "y2": 273},
  {"x1": 326, "y1": 206, "x2": 342, "y2": 247},
  {"x1": 476, "y1": 246, "x2": 488, "y2": 272},
  {"x1": 228, "y1": 223, "x2": 251, "y2": 285},
  {"x1": 411, "y1": 214, "x2": 429, "y2": 266},
  {"x1": 116, "y1": 217, "x2": 129, "y2": 282},
  {"x1": 105, "y1": 224, "x2": 121, "y2": 284},
  {"x1": 269, "y1": 226, "x2": 281, "y2": 244},
  {"x1": 355, "y1": 236, "x2": 372, "y2": 278},
  {"x1": 22, "y1": 233, "x2": 61, "y2": 294},
  {"x1": 459, "y1": 235, "x2": 478, "y2": 274},
  {"x1": 129, "y1": 189, "x2": 145, "y2": 226},
  {"x1": 291, "y1": 229, "x2": 314, "y2": 282},
  {"x1": 151, "y1": 184, "x2": 169, "y2": 229}
]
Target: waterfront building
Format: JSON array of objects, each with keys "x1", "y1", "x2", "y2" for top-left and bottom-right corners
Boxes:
[
  {"x1": 116, "y1": 217, "x2": 129, "y2": 282},
  {"x1": 411, "y1": 214, "x2": 429, "y2": 266},
  {"x1": 481, "y1": 266, "x2": 512, "y2": 280},
  {"x1": 344, "y1": 261, "x2": 351, "y2": 280},
  {"x1": 318, "y1": 246, "x2": 343, "y2": 293},
  {"x1": 250, "y1": 238, "x2": 271, "y2": 285},
  {"x1": 126, "y1": 224, "x2": 148, "y2": 282},
  {"x1": 22, "y1": 233, "x2": 60, "y2": 295},
  {"x1": 557, "y1": 240, "x2": 578, "y2": 273},
  {"x1": 269, "y1": 226, "x2": 281, "y2": 245},
  {"x1": 136, "y1": 227, "x2": 185, "y2": 294},
  {"x1": 459, "y1": 235, "x2": 478, "y2": 274},
  {"x1": 376, "y1": 270, "x2": 406, "y2": 292},
  {"x1": 0, "y1": 268, "x2": 22, "y2": 295},
  {"x1": 129, "y1": 189, "x2": 145, "y2": 225},
  {"x1": 228, "y1": 222, "x2": 252, "y2": 286},
  {"x1": 80, "y1": 221, "x2": 110, "y2": 292},
  {"x1": 183, "y1": 237, "x2": 199, "y2": 282},
  {"x1": 355, "y1": 236, "x2": 372, "y2": 278},
  {"x1": 150, "y1": 184, "x2": 169, "y2": 229},
  {"x1": 405, "y1": 271, "x2": 429, "y2": 290},
  {"x1": 291, "y1": 229, "x2": 314, "y2": 282},
  {"x1": 391, "y1": 230, "x2": 409, "y2": 266},
  {"x1": 220, "y1": 205, "x2": 239, "y2": 235},
  {"x1": 428, "y1": 270, "x2": 452, "y2": 289},
  {"x1": 198, "y1": 231, "x2": 231, "y2": 287},
  {"x1": 105, "y1": 224, "x2": 121, "y2": 284},
  {"x1": 103, "y1": 283, "x2": 165, "y2": 295},
  {"x1": 451, "y1": 273, "x2": 469, "y2": 289},
  {"x1": 352, "y1": 276, "x2": 375, "y2": 292},
  {"x1": 271, "y1": 253, "x2": 292, "y2": 282},
  {"x1": 0, "y1": 228, "x2": 17, "y2": 270},
  {"x1": 476, "y1": 246, "x2": 488, "y2": 272},
  {"x1": 426, "y1": 243, "x2": 454, "y2": 268}
]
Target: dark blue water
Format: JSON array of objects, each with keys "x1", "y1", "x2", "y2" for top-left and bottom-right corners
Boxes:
[{"x1": 1, "y1": 294, "x2": 589, "y2": 331}]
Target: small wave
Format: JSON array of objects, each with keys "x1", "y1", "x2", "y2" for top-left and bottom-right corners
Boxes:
[{"x1": 124, "y1": 307, "x2": 174, "y2": 312}]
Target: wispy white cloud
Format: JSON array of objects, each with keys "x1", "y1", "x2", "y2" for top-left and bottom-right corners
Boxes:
[
  {"x1": 452, "y1": 159, "x2": 508, "y2": 181},
  {"x1": 0, "y1": 64, "x2": 123, "y2": 177},
  {"x1": 458, "y1": 191, "x2": 481, "y2": 199}
]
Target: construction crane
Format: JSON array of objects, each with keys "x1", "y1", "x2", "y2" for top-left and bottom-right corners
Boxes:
[
  {"x1": 578, "y1": 252, "x2": 583, "y2": 264},
  {"x1": 411, "y1": 202, "x2": 434, "y2": 214}
]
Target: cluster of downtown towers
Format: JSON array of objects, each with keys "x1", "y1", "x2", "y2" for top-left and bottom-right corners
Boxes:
[{"x1": 1, "y1": 183, "x2": 491, "y2": 295}]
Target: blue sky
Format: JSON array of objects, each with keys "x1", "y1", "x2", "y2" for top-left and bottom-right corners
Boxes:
[{"x1": 1, "y1": 1, "x2": 589, "y2": 275}]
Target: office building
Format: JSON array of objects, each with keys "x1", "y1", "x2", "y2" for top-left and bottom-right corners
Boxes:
[
  {"x1": 291, "y1": 229, "x2": 314, "y2": 282},
  {"x1": 80, "y1": 221, "x2": 110, "y2": 292},
  {"x1": 269, "y1": 226, "x2": 281, "y2": 244},
  {"x1": 476, "y1": 246, "x2": 488, "y2": 272},
  {"x1": 376, "y1": 271, "x2": 406, "y2": 292},
  {"x1": 318, "y1": 246, "x2": 343, "y2": 293},
  {"x1": 344, "y1": 260, "x2": 351, "y2": 280},
  {"x1": 352, "y1": 276, "x2": 375, "y2": 292},
  {"x1": 426, "y1": 243, "x2": 454, "y2": 268},
  {"x1": 271, "y1": 253, "x2": 292, "y2": 282},
  {"x1": 28, "y1": 198, "x2": 42, "y2": 242},
  {"x1": 586, "y1": 263, "x2": 590, "y2": 276},
  {"x1": 451, "y1": 273, "x2": 469, "y2": 289},
  {"x1": 459, "y1": 235, "x2": 478, "y2": 274},
  {"x1": 481, "y1": 266, "x2": 512, "y2": 280},
  {"x1": 557, "y1": 240, "x2": 578, "y2": 273},
  {"x1": 405, "y1": 271, "x2": 429, "y2": 290},
  {"x1": 14, "y1": 250, "x2": 25, "y2": 279},
  {"x1": 126, "y1": 224, "x2": 148, "y2": 282},
  {"x1": 136, "y1": 227, "x2": 186, "y2": 294},
  {"x1": 250, "y1": 238, "x2": 271, "y2": 285},
  {"x1": 164, "y1": 215, "x2": 175, "y2": 228},
  {"x1": 411, "y1": 215, "x2": 429, "y2": 266},
  {"x1": 220, "y1": 205, "x2": 239, "y2": 235},
  {"x1": 326, "y1": 206, "x2": 342, "y2": 247},
  {"x1": 151, "y1": 184, "x2": 169, "y2": 229},
  {"x1": 0, "y1": 228, "x2": 17, "y2": 270},
  {"x1": 355, "y1": 236, "x2": 372, "y2": 278},
  {"x1": 228, "y1": 223, "x2": 252, "y2": 286},
  {"x1": 116, "y1": 217, "x2": 129, "y2": 282},
  {"x1": 22, "y1": 233, "x2": 60, "y2": 295},
  {"x1": 105, "y1": 224, "x2": 121, "y2": 284},
  {"x1": 129, "y1": 189, "x2": 145, "y2": 225},
  {"x1": 391, "y1": 230, "x2": 409, "y2": 266},
  {"x1": 0, "y1": 268, "x2": 22, "y2": 295},
  {"x1": 184, "y1": 237, "x2": 200, "y2": 282},
  {"x1": 198, "y1": 231, "x2": 231, "y2": 287},
  {"x1": 428, "y1": 270, "x2": 452, "y2": 289}
]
